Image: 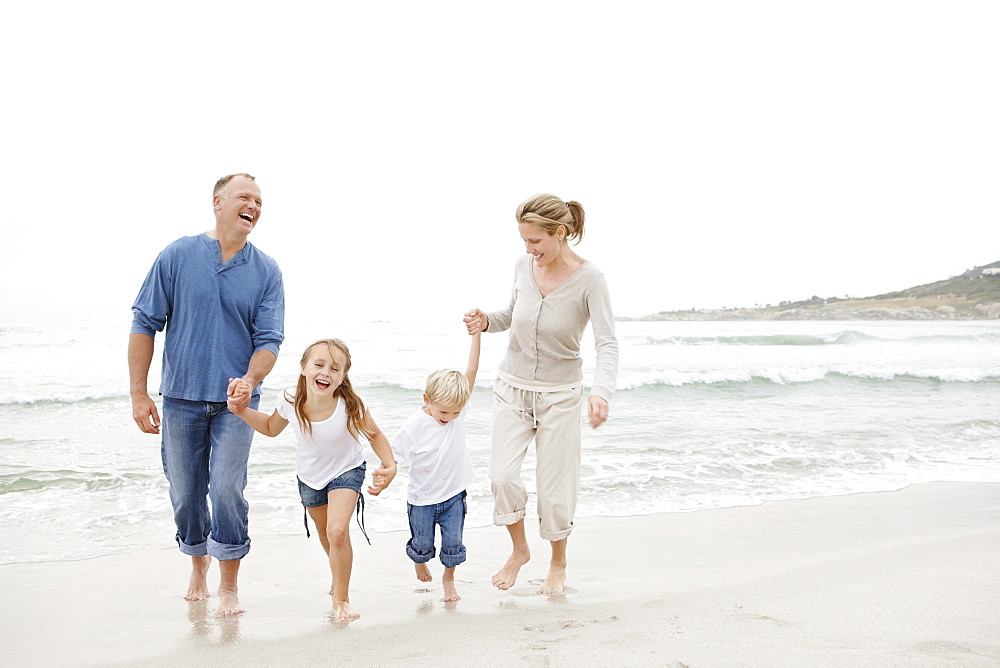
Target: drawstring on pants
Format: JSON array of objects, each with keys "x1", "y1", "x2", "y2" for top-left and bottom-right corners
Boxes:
[{"x1": 510, "y1": 385, "x2": 540, "y2": 429}]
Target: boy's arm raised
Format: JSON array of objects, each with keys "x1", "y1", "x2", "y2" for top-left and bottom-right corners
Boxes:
[{"x1": 464, "y1": 330, "x2": 481, "y2": 389}]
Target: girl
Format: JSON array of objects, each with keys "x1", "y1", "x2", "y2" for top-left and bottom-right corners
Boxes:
[{"x1": 228, "y1": 338, "x2": 397, "y2": 622}]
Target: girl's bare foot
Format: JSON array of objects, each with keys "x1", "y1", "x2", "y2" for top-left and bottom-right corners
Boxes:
[
  {"x1": 491, "y1": 547, "x2": 530, "y2": 590},
  {"x1": 185, "y1": 555, "x2": 212, "y2": 601},
  {"x1": 415, "y1": 562, "x2": 432, "y2": 583},
  {"x1": 215, "y1": 586, "x2": 245, "y2": 617},
  {"x1": 333, "y1": 599, "x2": 360, "y2": 622},
  {"x1": 442, "y1": 568, "x2": 460, "y2": 602},
  {"x1": 537, "y1": 562, "x2": 566, "y2": 595}
]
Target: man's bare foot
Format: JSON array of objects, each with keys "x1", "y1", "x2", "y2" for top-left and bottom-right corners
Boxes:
[
  {"x1": 333, "y1": 599, "x2": 360, "y2": 622},
  {"x1": 415, "y1": 562, "x2": 433, "y2": 583},
  {"x1": 185, "y1": 555, "x2": 212, "y2": 601},
  {"x1": 537, "y1": 562, "x2": 566, "y2": 595},
  {"x1": 492, "y1": 547, "x2": 530, "y2": 590},
  {"x1": 442, "y1": 569, "x2": 460, "y2": 602},
  {"x1": 215, "y1": 587, "x2": 245, "y2": 617}
]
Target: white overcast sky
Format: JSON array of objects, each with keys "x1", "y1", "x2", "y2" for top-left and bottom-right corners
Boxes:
[{"x1": 2, "y1": 1, "x2": 997, "y2": 329}]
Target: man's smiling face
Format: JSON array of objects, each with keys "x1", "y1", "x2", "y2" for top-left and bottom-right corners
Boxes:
[{"x1": 214, "y1": 176, "x2": 262, "y2": 236}]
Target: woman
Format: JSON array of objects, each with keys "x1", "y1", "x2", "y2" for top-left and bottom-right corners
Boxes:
[{"x1": 465, "y1": 193, "x2": 618, "y2": 595}]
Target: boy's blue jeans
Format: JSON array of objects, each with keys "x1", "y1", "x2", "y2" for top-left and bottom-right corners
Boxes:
[
  {"x1": 161, "y1": 395, "x2": 259, "y2": 561},
  {"x1": 406, "y1": 490, "x2": 468, "y2": 568}
]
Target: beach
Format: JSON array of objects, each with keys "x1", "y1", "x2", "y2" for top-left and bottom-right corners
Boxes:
[
  {"x1": 5, "y1": 319, "x2": 1000, "y2": 567},
  {"x1": 3, "y1": 319, "x2": 998, "y2": 665},
  {"x1": 3, "y1": 482, "x2": 997, "y2": 667}
]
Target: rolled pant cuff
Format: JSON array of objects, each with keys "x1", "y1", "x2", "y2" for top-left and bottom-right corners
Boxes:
[
  {"x1": 406, "y1": 541, "x2": 435, "y2": 564},
  {"x1": 440, "y1": 545, "x2": 467, "y2": 568},
  {"x1": 493, "y1": 509, "x2": 525, "y2": 526},
  {"x1": 539, "y1": 525, "x2": 573, "y2": 542},
  {"x1": 176, "y1": 536, "x2": 208, "y2": 557},
  {"x1": 208, "y1": 536, "x2": 251, "y2": 561}
]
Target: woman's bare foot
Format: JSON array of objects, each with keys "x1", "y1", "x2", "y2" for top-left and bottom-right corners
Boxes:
[
  {"x1": 333, "y1": 599, "x2": 360, "y2": 622},
  {"x1": 185, "y1": 555, "x2": 212, "y2": 601},
  {"x1": 537, "y1": 562, "x2": 567, "y2": 595},
  {"x1": 538, "y1": 539, "x2": 568, "y2": 595},
  {"x1": 442, "y1": 568, "x2": 460, "y2": 602},
  {"x1": 415, "y1": 562, "x2": 432, "y2": 582},
  {"x1": 215, "y1": 586, "x2": 245, "y2": 617},
  {"x1": 492, "y1": 547, "x2": 530, "y2": 590}
]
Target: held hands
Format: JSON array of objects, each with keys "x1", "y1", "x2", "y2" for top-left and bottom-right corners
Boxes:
[
  {"x1": 367, "y1": 461, "x2": 398, "y2": 496},
  {"x1": 227, "y1": 377, "x2": 253, "y2": 414},
  {"x1": 464, "y1": 308, "x2": 487, "y2": 335},
  {"x1": 588, "y1": 396, "x2": 610, "y2": 429}
]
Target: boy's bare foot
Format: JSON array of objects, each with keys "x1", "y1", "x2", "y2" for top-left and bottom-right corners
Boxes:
[
  {"x1": 491, "y1": 547, "x2": 530, "y2": 590},
  {"x1": 442, "y1": 568, "x2": 460, "y2": 602},
  {"x1": 537, "y1": 562, "x2": 566, "y2": 595},
  {"x1": 333, "y1": 599, "x2": 360, "y2": 622},
  {"x1": 215, "y1": 586, "x2": 245, "y2": 617},
  {"x1": 415, "y1": 562, "x2": 432, "y2": 583},
  {"x1": 185, "y1": 555, "x2": 212, "y2": 601}
]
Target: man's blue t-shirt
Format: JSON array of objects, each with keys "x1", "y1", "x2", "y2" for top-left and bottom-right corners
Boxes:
[{"x1": 131, "y1": 233, "x2": 285, "y2": 402}]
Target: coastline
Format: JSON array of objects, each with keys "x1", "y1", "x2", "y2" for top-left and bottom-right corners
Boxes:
[
  {"x1": 2, "y1": 482, "x2": 998, "y2": 667},
  {"x1": 618, "y1": 303, "x2": 1000, "y2": 321}
]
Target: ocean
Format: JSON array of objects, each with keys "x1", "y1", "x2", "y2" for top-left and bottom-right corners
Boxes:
[{"x1": 1, "y1": 317, "x2": 998, "y2": 565}]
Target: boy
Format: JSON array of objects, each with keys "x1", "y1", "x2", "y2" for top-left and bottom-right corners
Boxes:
[{"x1": 380, "y1": 328, "x2": 480, "y2": 602}]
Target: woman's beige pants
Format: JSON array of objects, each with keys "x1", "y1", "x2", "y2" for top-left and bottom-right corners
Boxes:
[{"x1": 490, "y1": 379, "x2": 583, "y2": 541}]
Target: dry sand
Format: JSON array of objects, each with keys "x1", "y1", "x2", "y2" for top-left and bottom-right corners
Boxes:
[{"x1": 2, "y1": 482, "x2": 998, "y2": 667}]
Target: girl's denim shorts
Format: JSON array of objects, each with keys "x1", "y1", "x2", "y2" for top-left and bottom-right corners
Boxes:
[{"x1": 297, "y1": 461, "x2": 366, "y2": 507}]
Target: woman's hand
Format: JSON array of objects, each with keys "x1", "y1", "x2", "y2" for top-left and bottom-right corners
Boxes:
[
  {"x1": 587, "y1": 396, "x2": 610, "y2": 429},
  {"x1": 464, "y1": 308, "x2": 488, "y2": 335}
]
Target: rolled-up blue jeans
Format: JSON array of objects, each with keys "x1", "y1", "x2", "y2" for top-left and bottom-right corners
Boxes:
[
  {"x1": 161, "y1": 395, "x2": 259, "y2": 560},
  {"x1": 406, "y1": 490, "x2": 468, "y2": 568}
]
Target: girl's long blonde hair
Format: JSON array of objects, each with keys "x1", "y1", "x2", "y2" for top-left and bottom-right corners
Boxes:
[{"x1": 284, "y1": 339, "x2": 376, "y2": 441}]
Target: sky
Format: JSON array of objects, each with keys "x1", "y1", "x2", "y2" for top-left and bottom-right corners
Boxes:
[{"x1": 2, "y1": 1, "x2": 997, "y2": 330}]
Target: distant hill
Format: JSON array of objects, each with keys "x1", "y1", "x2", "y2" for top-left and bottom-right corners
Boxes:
[{"x1": 628, "y1": 261, "x2": 1000, "y2": 321}]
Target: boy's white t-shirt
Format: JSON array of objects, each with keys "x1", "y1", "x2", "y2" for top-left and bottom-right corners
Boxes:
[
  {"x1": 391, "y1": 404, "x2": 476, "y2": 506},
  {"x1": 276, "y1": 391, "x2": 365, "y2": 490}
]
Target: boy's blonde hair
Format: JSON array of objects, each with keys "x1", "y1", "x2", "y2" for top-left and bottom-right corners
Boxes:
[{"x1": 424, "y1": 369, "x2": 471, "y2": 407}]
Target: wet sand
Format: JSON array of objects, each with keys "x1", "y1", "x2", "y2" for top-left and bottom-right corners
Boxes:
[{"x1": 2, "y1": 482, "x2": 998, "y2": 667}]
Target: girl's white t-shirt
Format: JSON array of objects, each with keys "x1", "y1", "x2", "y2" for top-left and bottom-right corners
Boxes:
[{"x1": 276, "y1": 391, "x2": 365, "y2": 490}]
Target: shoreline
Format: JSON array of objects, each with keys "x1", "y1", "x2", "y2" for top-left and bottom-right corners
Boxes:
[
  {"x1": 3, "y1": 482, "x2": 998, "y2": 666},
  {"x1": 617, "y1": 308, "x2": 1000, "y2": 321}
]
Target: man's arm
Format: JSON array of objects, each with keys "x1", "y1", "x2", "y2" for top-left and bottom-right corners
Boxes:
[
  {"x1": 128, "y1": 332, "x2": 160, "y2": 434},
  {"x1": 226, "y1": 349, "x2": 278, "y2": 413}
]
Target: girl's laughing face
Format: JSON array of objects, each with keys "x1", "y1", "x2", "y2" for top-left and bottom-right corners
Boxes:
[{"x1": 301, "y1": 344, "x2": 347, "y2": 397}]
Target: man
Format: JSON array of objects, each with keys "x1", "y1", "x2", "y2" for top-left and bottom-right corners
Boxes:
[{"x1": 129, "y1": 173, "x2": 284, "y2": 616}]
